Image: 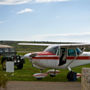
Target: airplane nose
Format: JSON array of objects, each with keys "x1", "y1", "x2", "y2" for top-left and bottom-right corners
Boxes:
[
  {"x1": 24, "y1": 53, "x2": 37, "y2": 59},
  {"x1": 30, "y1": 53, "x2": 37, "y2": 58},
  {"x1": 24, "y1": 53, "x2": 32, "y2": 58},
  {"x1": 24, "y1": 53, "x2": 37, "y2": 63}
]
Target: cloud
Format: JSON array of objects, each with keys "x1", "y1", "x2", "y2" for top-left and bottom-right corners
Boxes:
[
  {"x1": 0, "y1": 0, "x2": 31, "y2": 5},
  {"x1": 17, "y1": 8, "x2": 33, "y2": 15},
  {"x1": 0, "y1": 0, "x2": 70, "y2": 5},
  {"x1": 31, "y1": 32, "x2": 90, "y2": 42},
  {"x1": 33, "y1": 32, "x2": 90, "y2": 38},
  {"x1": 35, "y1": 0, "x2": 70, "y2": 3}
]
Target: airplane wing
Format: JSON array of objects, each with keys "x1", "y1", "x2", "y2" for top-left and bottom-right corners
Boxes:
[
  {"x1": 18, "y1": 43, "x2": 90, "y2": 48},
  {"x1": 59, "y1": 43, "x2": 90, "y2": 48},
  {"x1": 18, "y1": 43, "x2": 53, "y2": 46}
]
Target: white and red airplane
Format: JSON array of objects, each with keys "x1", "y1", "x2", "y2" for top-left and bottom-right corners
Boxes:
[{"x1": 18, "y1": 43, "x2": 90, "y2": 81}]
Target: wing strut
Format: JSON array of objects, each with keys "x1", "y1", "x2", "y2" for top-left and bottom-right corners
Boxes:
[{"x1": 66, "y1": 49, "x2": 81, "y2": 71}]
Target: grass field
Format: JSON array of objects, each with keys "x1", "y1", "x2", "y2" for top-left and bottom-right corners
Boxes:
[
  {"x1": 3, "y1": 58, "x2": 90, "y2": 82},
  {"x1": 0, "y1": 41, "x2": 90, "y2": 82}
]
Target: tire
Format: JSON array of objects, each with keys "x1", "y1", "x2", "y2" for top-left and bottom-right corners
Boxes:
[
  {"x1": 36, "y1": 78, "x2": 43, "y2": 80},
  {"x1": 50, "y1": 74, "x2": 56, "y2": 77},
  {"x1": 17, "y1": 64, "x2": 23, "y2": 69},
  {"x1": 67, "y1": 71, "x2": 77, "y2": 81}
]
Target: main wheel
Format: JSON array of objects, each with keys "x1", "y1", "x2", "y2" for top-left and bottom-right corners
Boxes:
[
  {"x1": 67, "y1": 71, "x2": 77, "y2": 81},
  {"x1": 49, "y1": 74, "x2": 56, "y2": 77}
]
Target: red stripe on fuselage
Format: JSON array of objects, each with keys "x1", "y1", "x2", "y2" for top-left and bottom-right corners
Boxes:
[
  {"x1": 34, "y1": 51, "x2": 90, "y2": 60},
  {"x1": 32, "y1": 56, "x2": 90, "y2": 60},
  {"x1": 32, "y1": 57, "x2": 59, "y2": 59},
  {"x1": 67, "y1": 56, "x2": 90, "y2": 60}
]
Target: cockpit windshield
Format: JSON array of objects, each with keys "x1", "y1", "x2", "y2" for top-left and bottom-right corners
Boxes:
[
  {"x1": 44, "y1": 46, "x2": 59, "y2": 54},
  {"x1": 76, "y1": 48, "x2": 82, "y2": 55}
]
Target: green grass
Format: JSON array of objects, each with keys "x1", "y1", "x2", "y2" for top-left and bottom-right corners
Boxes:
[
  {"x1": 4, "y1": 59, "x2": 90, "y2": 82},
  {"x1": 0, "y1": 41, "x2": 90, "y2": 82}
]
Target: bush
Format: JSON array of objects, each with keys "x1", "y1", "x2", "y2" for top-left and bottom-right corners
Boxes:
[{"x1": 0, "y1": 71, "x2": 8, "y2": 89}]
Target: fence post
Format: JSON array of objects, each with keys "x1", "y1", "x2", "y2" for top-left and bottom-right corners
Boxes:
[{"x1": 81, "y1": 68, "x2": 90, "y2": 90}]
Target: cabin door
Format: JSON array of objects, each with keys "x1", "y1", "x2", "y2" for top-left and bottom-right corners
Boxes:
[{"x1": 58, "y1": 48, "x2": 67, "y2": 66}]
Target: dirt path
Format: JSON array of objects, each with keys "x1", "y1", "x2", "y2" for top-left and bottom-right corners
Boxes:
[{"x1": 5, "y1": 81, "x2": 81, "y2": 90}]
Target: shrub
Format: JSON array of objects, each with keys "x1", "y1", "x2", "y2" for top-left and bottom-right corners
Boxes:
[{"x1": 0, "y1": 71, "x2": 8, "y2": 89}]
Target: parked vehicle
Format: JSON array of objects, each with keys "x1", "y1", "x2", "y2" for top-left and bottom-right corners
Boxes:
[{"x1": 0, "y1": 44, "x2": 25, "y2": 70}]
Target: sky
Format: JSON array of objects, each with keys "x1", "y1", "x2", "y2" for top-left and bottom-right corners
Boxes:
[{"x1": 0, "y1": 0, "x2": 90, "y2": 43}]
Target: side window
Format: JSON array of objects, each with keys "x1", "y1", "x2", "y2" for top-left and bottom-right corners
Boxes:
[
  {"x1": 56, "y1": 47, "x2": 60, "y2": 56},
  {"x1": 68, "y1": 49, "x2": 76, "y2": 56},
  {"x1": 76, "y1": 48, "x2": 82, "y2": 55},
  {"x1": 52, "y1": 47, "x2": 59, "y2": 54}
]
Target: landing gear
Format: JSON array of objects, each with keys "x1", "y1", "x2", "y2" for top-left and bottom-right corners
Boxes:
[
  {"x1": 47, "y1": 69, "x2": 60, "y2": 77},
  {"x1": 67, "y1": 67, "x2": 77, "y2": 81},
  {"x1": 67, "y1": 71, "x2": 77, "y2": 81},
  {"x1": 49, "y1": 70, "x2": 56, "y2": 77},
  {"x1": 40, "y1": 69, "x2": 43, "y2": 73},
  {"x1": 49, "y1": 73, "x2": 56, "y2": 77}
]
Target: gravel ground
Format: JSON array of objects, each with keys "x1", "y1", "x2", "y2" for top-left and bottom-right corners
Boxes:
[{"x1": 2, "y1": 81, "x2": 81, "y2": 90}]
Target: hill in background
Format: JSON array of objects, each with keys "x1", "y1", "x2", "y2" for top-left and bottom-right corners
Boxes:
[{"x1": 0, "y1": 41, "x2": 89, "y2": 53}]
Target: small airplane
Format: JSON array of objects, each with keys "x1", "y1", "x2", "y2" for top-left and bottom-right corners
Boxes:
[{"x1": 18, "y1": 43, "x2": 90, "y2": 81}]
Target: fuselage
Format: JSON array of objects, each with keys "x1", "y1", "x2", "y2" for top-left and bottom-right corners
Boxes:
[{"x1": 28, "y1": 45, "x2": 90, "y2": 69}]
